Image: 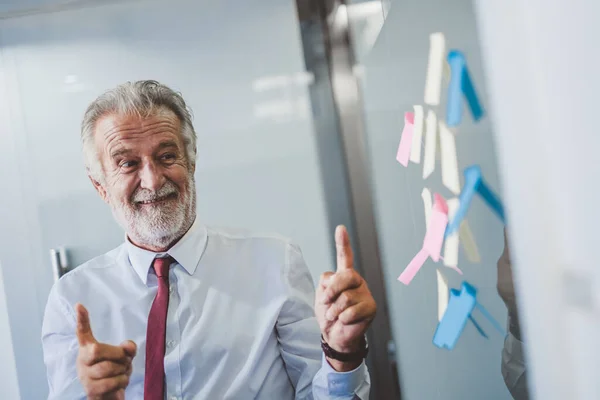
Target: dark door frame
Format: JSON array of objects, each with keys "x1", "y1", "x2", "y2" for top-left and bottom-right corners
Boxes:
[{"x1": 294, "y1": 1, "x2": 401, "y2": 398}]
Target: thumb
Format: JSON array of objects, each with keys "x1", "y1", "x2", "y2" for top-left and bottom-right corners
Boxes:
[
  {"x1": 120, "y1": 340, "x2": 137, "y2": 358},
  {"x1": 335, "y1": 225, "x2": 354, "y2": 272},
  {"x1": 75, "y1": 303, "x2": 96, "y2": 346}
]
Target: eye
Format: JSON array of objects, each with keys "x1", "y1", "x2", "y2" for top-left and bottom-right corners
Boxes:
[
  {"x1": 120, "y1": 160, "x2": 138, "y2": 169},
  {"x1": 160, "y1": 153, "x2": 177, "y2": 162}
]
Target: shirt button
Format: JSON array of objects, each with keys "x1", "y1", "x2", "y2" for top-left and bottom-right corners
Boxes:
[
  {"x1": 169, "y1": 285, "x2": 174, "y2": 294},
  {"x1": 167, "y1": 340, "x2": 176, "y2": 349}
]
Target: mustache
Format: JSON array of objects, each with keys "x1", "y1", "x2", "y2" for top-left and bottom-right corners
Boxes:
[{"x1": 131, "y1": 182, "x2": 179, "y2": 203}]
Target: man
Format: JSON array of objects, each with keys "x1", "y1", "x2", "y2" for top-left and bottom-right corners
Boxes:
[
  {"x1": 42, "y1": 80, "x2": 376, "y2": 399},
  {"x1": 497, "y1": 229, "x2": 529, "y2": 400}
]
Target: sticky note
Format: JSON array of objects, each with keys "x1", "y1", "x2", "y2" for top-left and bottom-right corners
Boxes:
[
  {"x1": 422, "y1": 110, "x2": 437, "y2": 179},
  {"x1": 424, "y1": 33, "x2": 446, "y2": 106},
  {"x1": 459, "y1": 220, "x2": 480, "y2": 263},
  {"x1": 398, "y1": 248, "x2": 429, "y2": 285},
  {"x1": 446, "y1": 50, "x2": 484, "y2": 127},
  {"x1": 410, "y1": 105, "x2": 424, "y2": 163},
  {"x1": 443, "y1": 198, "x2": 460, "y2": 268},
  {"x1": 422, "y1": 188, "x2": 432, "y2": 227},
  {"x1": 476, "y1": 176, "x2": 505, "y2": 223},
  {"x1": 433, "y1": 281, "x2": 505, "y2": 350},
  {"x1": 396, "y1": 112, "x2": 415, "y2": 167},
  {"x1": 436, "y1": 269, "x2": 449, "y2": 321},
  {"x1": 439, "y1": 122, "x2": 461, "y2": 194},
  {"x1": 423, "y1": 193, "x2": 448, "y2": 262},
  {"x1": 474, "y1": 303, "x2": 505, "y2": 335},
  {"x1": 433, "y1": 282, "x2": 477, "y2": 350},
  {"x1": 446, "y1": 165, "x2": 505, "y2": 236}
]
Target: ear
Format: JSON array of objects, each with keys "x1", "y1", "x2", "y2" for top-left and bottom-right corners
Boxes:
[{"x1": 88, "y1": 175, "x2": 109, "y2": 204}]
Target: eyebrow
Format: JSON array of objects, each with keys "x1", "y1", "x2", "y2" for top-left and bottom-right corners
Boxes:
[
  {"x1": 109, "y1": 140, "x2": 179, "y2": 159},
  {"x1": 110, "y1": 148, "x2": 132, "y2": 159},
  {"x1": 156, "y1": 140, "x2": 179, "y2": 151}
]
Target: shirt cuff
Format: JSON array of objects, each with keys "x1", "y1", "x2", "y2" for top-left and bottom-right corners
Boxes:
[{"x1": 316, "y1": 352, "x2": 367, "y2": 396}]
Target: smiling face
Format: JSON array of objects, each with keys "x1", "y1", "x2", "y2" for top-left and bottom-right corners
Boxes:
[{"x1": 90, "y1": 108, "x2": 196, "y2": 251}]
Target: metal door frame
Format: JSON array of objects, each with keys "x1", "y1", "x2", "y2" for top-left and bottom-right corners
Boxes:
[{"x1": 294, "y1": 1, "x2": 401, "y2": 398}]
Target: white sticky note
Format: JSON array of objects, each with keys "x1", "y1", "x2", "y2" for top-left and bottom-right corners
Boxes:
[
  {"x1": 422, "y1": 188, "x2": 432, "y2": 227},
  {"x1": 459, "y1": 220, "x2": 481, "y2": 263},
  {"x1": 443, "y1": 198, "x2": 460, "y2": 267},
  {"x1": 424, "y1": 33, "x2": 446, "y2": 106},
  {"x1": 436, "y1": 269, "x2": 449, "y2": 321},
  {"x1": 410, "y1": 105, "x2": 424, "y2": 164},
  {"x1": 422, "y1": 110, "x2": 437, "y2": 179},
  {"x1": 439, "y1": 121, "x2": 461, "y2": 194}
]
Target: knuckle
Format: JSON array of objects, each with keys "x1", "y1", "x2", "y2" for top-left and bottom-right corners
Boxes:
[
  {"x1": 338, "y1": 292, "x2": 350, "y2": 308},
  {"x1": 324, "y1": 287, "x2": 335, "y2": 299},
  {"x1": 88, "y1": 343, "x2": 100, "y2": 359}
]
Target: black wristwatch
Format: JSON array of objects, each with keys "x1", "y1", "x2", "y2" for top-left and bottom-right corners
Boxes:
[{"x1": 321, "y1": 335, "x2": 369, "y2": 362}]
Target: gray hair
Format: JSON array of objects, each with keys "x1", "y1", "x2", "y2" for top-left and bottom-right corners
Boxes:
[{"x1": 81, "y1": 80, "x2": 197, "y2": 182}]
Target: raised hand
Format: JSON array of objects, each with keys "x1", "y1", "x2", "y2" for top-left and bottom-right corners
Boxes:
[
  {"x1": 75, "y1": 303, "x2": 136, "y2": 399},
  {"x1": 315, "y1": 225, "x2": 376, "y2": 371}
]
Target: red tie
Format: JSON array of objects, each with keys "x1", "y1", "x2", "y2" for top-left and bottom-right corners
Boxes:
[{"x1": 144, "y1": 256, "x2": 173, "y2": 400}]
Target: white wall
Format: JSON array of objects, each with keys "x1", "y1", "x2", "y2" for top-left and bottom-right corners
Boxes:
[
  {"x1": 0, "y1": 262, "x2": 21, "y2": 400},
  {"x1": 475, "y1": 1, "x2": 600, "y2": 399},
  {"x1": 0, "y1": 0, "x2": 336, "y2": 397},
  {"x1": 349, "y1": 0, "x2": 510, "y2": 398}
]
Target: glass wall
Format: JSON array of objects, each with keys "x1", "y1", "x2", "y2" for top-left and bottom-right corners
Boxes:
[{"x1": 347, "y1": 0, "x2": 517, "y2": 398}]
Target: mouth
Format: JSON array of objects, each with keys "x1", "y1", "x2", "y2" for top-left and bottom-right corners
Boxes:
[{"x1": 135, "y1": 192, "x2": 177, "y2": 206}]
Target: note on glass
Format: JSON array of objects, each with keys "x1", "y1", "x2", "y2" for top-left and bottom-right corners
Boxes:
[
  {"x1": 433, "y1": 281, "x2": 477, "y2": 350},
  {"x1": 443, "y1": 198, "x2": 460, "y2": 268},
  {"x1": 398, "y1": 248, "x2": 429, "y2": 285},
  {"x1": 459, "y1": 220, "x2": 481, "y2": 263},
  {"x1": 396, "y1": 112, "x2": 415, "y2": 167},
  {"x1": 446, "y1": 50, "x2": 484, "y2": 127},
  {"x1": 447, "y1": 165, "x2": 506, "y2": 236},
  {"x1": 439, "y1": 122, "x2": 461, "y2": 195},
  {"x1": 422, "y1": 110, "x2": 437, "y2": 179},
  {"x1": 409, "y1": 105, "x2": 424, "y2": 164},
  {"x1": 423, "y1": 193, "x2": 448, "y2": 262},
  {"x1": 436, "y1": 269, "x2": 449, "y2": 322},
  {"x1": 446, "y1": 50, "x2": 465, "y2": 127},
  {"x1": 422, "y1": 188, "x2": 432, "y2": 227},
  {"x1": 424, "y1": 32, "x2": 446, "y2": 106},
  {"x1": 445, "y1": 165, "x2": 480, "y2": 236}
]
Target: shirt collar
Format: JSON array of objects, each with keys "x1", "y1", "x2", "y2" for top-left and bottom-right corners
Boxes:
[{"x1": 125, "y1": 218, "x2": 207, "y2": 284}]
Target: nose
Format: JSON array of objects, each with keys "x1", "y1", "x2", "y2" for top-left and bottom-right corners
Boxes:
[{"x1": 139, "y1": 160, "x2": 166, "y2": 192}]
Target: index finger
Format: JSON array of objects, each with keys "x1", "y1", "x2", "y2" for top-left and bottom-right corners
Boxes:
[
  {"x1": 75, "y1": 303, "x2": 96, "y2": 347},
  {"x1": 335, "y1": 225, "x2": 354, "y2": 272}
]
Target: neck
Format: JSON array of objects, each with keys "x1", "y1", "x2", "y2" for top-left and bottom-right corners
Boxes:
[{"x1": 128, "y1": 217, "x2": 195, "y2": 252}]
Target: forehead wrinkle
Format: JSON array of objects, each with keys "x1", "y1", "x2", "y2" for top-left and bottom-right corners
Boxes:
[{"x1": 96, "y1": 114, "x2": 182, "y2": 160}]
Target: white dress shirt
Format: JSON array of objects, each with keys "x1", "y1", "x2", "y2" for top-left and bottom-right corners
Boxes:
[
  {"x1": 42, "y1": 219, "x2": 370, "y2": 399},
  {"x1": 501, "y1": 316, "x2": 529, "y2": 400}
]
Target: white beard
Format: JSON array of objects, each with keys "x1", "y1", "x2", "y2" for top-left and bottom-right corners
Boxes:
[{"x1": 109, "y1": 174, "x2": 196, "y2": 249}]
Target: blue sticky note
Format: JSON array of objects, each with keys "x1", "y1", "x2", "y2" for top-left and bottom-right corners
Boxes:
[
  {"x1": 446, "y1": 165, "x2": 481, "y2": 235},
  {"x1": 433, "y1": 282, "x2": 477, "y2": 350},
  {"x1": 446, "y1": 165, "x2": 505, "y2": 236},
  {"x1": 476, "y1": 179, "x2": 505, "y2": 224},
  {"x1": 474, "y1": 303, "x2": 506, "y2": 336},
  {"x1": 446, "y1": 51, "x2": 465, "y2": 127},
  {"x1": 446, "y1": 50, "x2": 484, "y2": 127}
]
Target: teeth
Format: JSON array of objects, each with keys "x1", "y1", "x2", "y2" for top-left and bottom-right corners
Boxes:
[{"x1": 137, "y1": 194, "x2": 173, "y2": 204}]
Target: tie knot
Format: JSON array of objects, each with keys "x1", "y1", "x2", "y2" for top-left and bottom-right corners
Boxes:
[{"x1": 152, "y1": 256, "x2": 173, "y2": 278}]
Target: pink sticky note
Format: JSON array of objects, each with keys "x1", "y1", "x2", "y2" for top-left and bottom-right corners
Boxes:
[
  {"x1": 398, "y1": 248, "x2": 429, "y2": 285},
  {"x1": 423, "y1": 194, "x2": 449, "y2": 262},
  {"x1": 396, "y1": 112, "x2": 415, "y2": 167}
]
